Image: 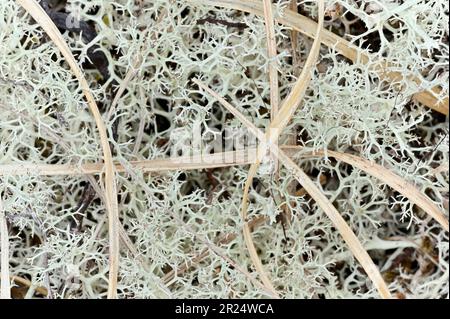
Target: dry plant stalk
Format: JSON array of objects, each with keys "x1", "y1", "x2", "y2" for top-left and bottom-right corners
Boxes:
[
  {"x1": 1, "y1": 146, "x2": 445, "y2": 232},
  {"x1": 193, "y1": 78, "x2": 392, "y2": 299},
  {"x1": 262, "y1": 0, "x2": 279, "y2": 119},
  {"x1": 3, "y1": 0, "x2": 445, "y2": 299},
  {"x1": 223, "y1": 0, "x2": 325, "y2": 296},
  {"x1": 289, "y1": 0, "x2": 299, "y2": 71},
  {"x1": 188, "y1": 0, "x2": 449, "y2": 115},
  {"x1": 262, "y1": 0, "x2": 280, "y2": 172},
  {"x1": 0, "y1": 150, "x2": 256, "y2": 176},
  {"x1": 16, "y1": 0, "x2": 120, "y2": 298},
  {"x1": 0, "y1": 197, "x2": 10, "y2": 299},
  {"x1": 284, "y1": 147, "x2": 450, "y2": 232}
]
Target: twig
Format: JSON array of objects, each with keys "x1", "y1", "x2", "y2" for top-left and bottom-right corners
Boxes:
[
  {"x1": 221, "y1": 0, "x2": 324, "y2": 297},
  {"x1": 262, "y1": 0, "x2": 279, "y2": 122},
  {"x1": 262, "y1": 0, "x2": 280, "y2": 173},
  {"x1": 0, "y1": 150, "x2": 256, "y2": 176}
]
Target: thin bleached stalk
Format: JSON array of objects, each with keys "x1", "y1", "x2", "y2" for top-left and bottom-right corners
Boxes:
[
  {"x1": 267, "y1": 0, "x2": 324, "y2": 138},
  {"x1": 26, "y1": 144, "x2": 449, "y2": 233},
  {"x1": 194, "y1": 78, "x2": 392, "y2": 299},
  {"x1": 262, "y1": 0, "x2": 280, "y2": 120},
  {"x1": 186, "y1": 0, "x2": 448, "y2": 115},
  {"x1": 195, "y1": 85, "x2": 276, "y2": 294},
  {"x1": 17, "y1": 0, "x2": 120, "y2": 298},
  {"x1": 0, "y1": 150, "x2": 257, "y2": 176},
  {"x1": 262, "y1": 0, "x2": 280, "y2": 172},
  {"x1": 84, "y1": 174, "x2": 173, "y2": 298},
  {"x1": 2, "y1": 148, "x2": 444, "y2": 234},
  {"x1": 2, "y1": 147, "x2": 445, "y2": 234},
  {"x1": 289, "y1": 0, "x2": 299, "y2": 72},
  {"x1": 283, "y1": 147, "x2": 450, "y2": 232},
  {"x1": 198, "y1": 0, "x2": 324, "y2": 297},
  {"x1": 0, "y1": 198, "x2": 10, "y2": 299}
]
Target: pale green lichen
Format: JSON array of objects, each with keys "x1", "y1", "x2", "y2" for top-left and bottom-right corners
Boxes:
[{"x1": 0, "y1": 0, "x2": 448, "y2": 298}]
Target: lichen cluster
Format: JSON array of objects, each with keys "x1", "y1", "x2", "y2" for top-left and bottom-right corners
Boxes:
[{"x1": 0, "y1": 0, "x2": 448, "y2": 298}]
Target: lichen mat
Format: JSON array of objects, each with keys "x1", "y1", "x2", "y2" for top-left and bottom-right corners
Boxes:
[{"x1": 0, "y1": 0, "x2": 448, "y2": 299}]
